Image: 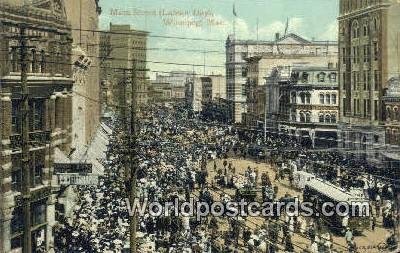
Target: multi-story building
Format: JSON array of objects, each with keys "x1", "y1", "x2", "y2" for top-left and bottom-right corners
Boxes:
[
  {"x1": 338, "y1": 0, "x2": 400, "y2": 165},
  {"x1": 185, "y1": 77, "x2": 203, "y2": 112},
  {"x1": 100, "y1": 23, "x2": 149, "y2": 107},
  {"x1": 383, "y1": 77, "x2": 400, "y2": 146},
  {"x1": 155, "y1": 71, "x2": 194, "y2": 88},
  {"x1": 0, "y1": 1, "x2": 73, "y2": 252},
  {"x1": 226, "y1": 33, "x2": 338, "y2": 123},
  {"x1": 243, "y1": 53, "x2": 338, "y2": 127},
  {"x1": 201, "y1": 75, "x2": 226, "y2": 103},
  {"x1": 382, "y1": 76, "x2": 400, "y2": 178},
  {"x1": 278, "y1": 67, "x2": 339, "y2": 147},
  {"x1": 149, "y1": 82, "x2": 186, "y2": 102},
  {"x1": 64, "y1": 0, "x2": 102, "y2": 147}
]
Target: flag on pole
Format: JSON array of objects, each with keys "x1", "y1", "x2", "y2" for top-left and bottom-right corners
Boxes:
[{"x1": 233, "y1": 3, "x2": 237, "y2": 17}]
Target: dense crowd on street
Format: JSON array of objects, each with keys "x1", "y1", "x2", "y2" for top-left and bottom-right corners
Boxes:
[{"x1": 54, "y1": 103, "x2": 399, "y2": 252}]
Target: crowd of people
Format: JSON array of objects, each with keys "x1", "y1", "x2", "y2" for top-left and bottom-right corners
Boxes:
[{"x1": 53, "y1": 103, "x2": 399, "y2": 252}]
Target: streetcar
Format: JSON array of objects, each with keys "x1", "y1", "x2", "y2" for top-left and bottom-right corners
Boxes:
[{"x1": 303, "y1": 178, "x2": 370, "y2": 235}]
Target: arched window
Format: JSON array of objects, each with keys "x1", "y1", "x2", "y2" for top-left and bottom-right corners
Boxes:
[
  {"x1": 317, "y1": 72, "x2": 326, "y2": 82},
  {"x1": 320, "y1": 94, "x2": 325, "y2": 104},
  {"x1": 291, "y1": 109, "x2": 296, "y2": 121},
  {"x1": 329, "y1": 72, "x2": 337, "y2": 82},
  {"x1": 306, "y1": 93, "x2": 311, "y2": 104},
  {"x1": 326, "y1": 94, "x2": 331, "y2": 104},
  {"x1": 363, "y1": 22, "x2": 369, "y2": 36},
  {"x1": 373, "y1": 17, "x2": 379, "y2": 31},
  {"x1": 352, "y1": 20, "x2": 359, "y2": 38},
  {"x1": 331, "y1": 114, "x2": 337, "y2": 123},
  {"x1": 386, "y1": 106, "x2": 392, "y2": 121},
  {"x1": 394, "y1": 107, "x2": 399, "y2": 121},
  {"x1": 300, "y1": 112, "x2": 305, "y2": 122},
  {"x1": 291, "y1": 92, "x2": 296, "y2": 103},
  {"x1": 319, "y1": 113, "x2": 324, "y2": 123},
  {"x1": 302, "y1": 72, "x2": 309, "y2": 83},
  {"x1": 300, "y1": 93, "x2": 306, "y2": 104},
  {"x1": 305, "y1": 112, "x2": 311, "y2": 123},
  {"x1": 325, "y1": 114, "x2": 331, "y2": 123}
]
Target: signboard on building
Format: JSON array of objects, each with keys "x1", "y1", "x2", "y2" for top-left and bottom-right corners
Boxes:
[
  {"x1": 57, "y1": 173, "x2": 99, "y2": 186},
  {"x1": 54, "y1": 163, "x2": 93, "y2": 174}
]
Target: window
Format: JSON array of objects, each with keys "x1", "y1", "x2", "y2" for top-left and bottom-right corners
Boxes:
[
  {"x1": 32, "y1": 201, "x2": 46, "y2": 226},
  {"x1": 363, "y1": 45, "x2": 370, "y2": 63},
  {"x1": 29, "y1": 100, "x2": 44, "y2": 131},
  {"x1": 326, "y1": 94, "x2": 331, "y2": 104},
  {"x1": 325, "y1": 114, "x2": 331, "y2": 123},
  {"x1": 318, "y1": 72, "x2": 326, "y2": 82},
  {"x1": 373, "y1": 42, "x2": 378, "y2": 61},
  {"x1": 300, "y1": 93, "x2": 306, "y2": 104},
  {"x1": 352, "y1": 46, "x2": 357, "y2": 63},
  {"x1": 352, "y1": 21, "x2": 359, "y2": 38},
  {"x1": 300, "y1": 112, "x2": 305, "y2": 122},
  {"x1": 320, "y1": 94, "x2": 325, "y2": 104},
  {"x1": 363, "y1": 23, "x2": 369, "y2": 36},
  {"x1": 11, "y1": 207, "x2": 24, "y2": 234},
  {"x1": 11, "y1": 170, "x2": 22, "y2": 192},
  {"x1": 302, "y1": 72, "x2": 309, "y2": 83},
  {"x1": 31, "y1": 49, "x2": 37, "y2": 73},
  {"x1": 306, "y1": 93, "x2": 311, "y2": 104},
  {"x1": 332, "y1": 94, "x2": 337, "y2": 104},
  {"x1": 30, "y1": 150, "x2": 45, "y2": 187},
  {"x1": 11, "y1": 100, "x2": 20, "y2": 134},
  {"x1": 10, "y1": 47, "x2": 18, "y2": 72},
  {"x1": 331, "y1": 114, "x2": 337, "y2": 123},
  {"x1": 305, "y1": 113, "x2": 311, "y2": 123},
  {"x1": 342, "y1": 48, "x2": 346, "y2": 63},
  {"x1": 291, "y1": 92, "x2": 296, "y2": 103},
  {"x1": 329, "y1": 73, "x2": 337, "y2": 82},
  {"x1": 241, "y1": 66, "x2": 248, "y2": 77},
  {"x1": 40, "y1": 50, "x2": 46, "y2": 73},
  {"x1": 319, "y1": 114, "x2": 324, "y2": 123},
  {"x1": 374, "y1": 70, "x2": 380, "y2": 91}
]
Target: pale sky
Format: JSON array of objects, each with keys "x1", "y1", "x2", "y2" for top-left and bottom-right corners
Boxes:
[{"x1": 99, "y1": 0, "x2": 339, "y2": 78}]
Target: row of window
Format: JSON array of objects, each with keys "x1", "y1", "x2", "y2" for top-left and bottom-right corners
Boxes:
[
  {"x1": 319, "y1": 113, "x2": 337, "y2": 123},
  {"x1": 351, "y1": 17, "x2": 379, "y2": 39},
  {"x1": 9, "y1": 48, "x2": 66, "y2": 74},
  {"x1": 12, "y1": 99, "x2": 45, "y2": 134},
  {"x1": 292, "y1": 71, "x2": 337, "y2": 83},
  {"x1": 319, "y1": 93, "x2": 337, "y2": 105},
  {"x1": 11, "y1": 151, "x2": 45, "y2": 192},
  {"x1": 386, "y1": 106, "x2": 400, "y2": 122},
  {"x1": 343, "y1": 70, "x2": 381, "y2": 91},
  {"x1": 343, "y1": 98, "x2": 379, "y2": 119}
]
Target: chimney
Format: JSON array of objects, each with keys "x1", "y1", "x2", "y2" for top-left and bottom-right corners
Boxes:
[{"x1": 275, "y1": 33, "x2": 280, "y2": 41}]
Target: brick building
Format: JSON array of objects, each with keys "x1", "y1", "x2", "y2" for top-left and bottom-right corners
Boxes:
[{"x1": 0, "y1": 1, "x2": 73, "y2": 252}]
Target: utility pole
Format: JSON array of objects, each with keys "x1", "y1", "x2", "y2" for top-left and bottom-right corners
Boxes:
[
  {"x1": 19, "y1": 24, "x2": 32, "y2": 253},
  {"x1": 129, "y1": 60, "x2": 138, "y2": 253}
]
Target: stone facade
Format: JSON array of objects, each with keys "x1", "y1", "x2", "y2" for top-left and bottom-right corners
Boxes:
[
  {"x1": 64, "y1": 0, "x2": 102, "y2": 147},
  {"x1": 383, "y1": 77, "x2": 400, "y2": 145},
  {"x1": 100, "y1": 23, "x2": 149, "y2": 108},
  {"x1": 243, "y1": 53, "x2": 338, "y2": 127},
  {"x1": 338, "y1": 0, "x2": 400, "y2": 165},
  {"x1": 226, "y1": 33, "x2": 338, "y2": 123},
  {"x1": 0, "y1": 1, "x2": 73, "y2": 252},
  {"x1": 278, "y1": 67, "x2": 339, "y2": 148}
]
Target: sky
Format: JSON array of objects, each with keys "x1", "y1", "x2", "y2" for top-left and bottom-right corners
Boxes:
[{"x1": 99, "y1": 0, "x2": 339, "y2": 79}]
